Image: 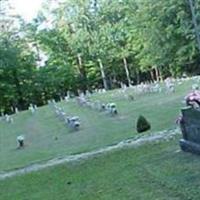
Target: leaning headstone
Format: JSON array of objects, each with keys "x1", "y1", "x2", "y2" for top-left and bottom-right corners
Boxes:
[{"x1": 17, "y1": 135, "x2": 24, "y2": 148}]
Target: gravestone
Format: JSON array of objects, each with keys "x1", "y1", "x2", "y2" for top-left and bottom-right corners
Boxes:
[
  {"x1": 192, "y1": 84, "x2": 199, "y2": 90},
  {"x1": 5, "y1": 114, "x2": 13, "y2": 123},
  {"x1": 1, "y1": 112, "x2": 4, "y2": 117},
  {"x1": 106, "y1": 103, "x2": 118, "y2": 116},
  {"x1": 65, "y1": 96, "x2": 69, "y2": 102},
  {"x1": 17, "y1": 135, "x2": 24, "y2": 148},
  {"x1": 101, "y1": 103, "x2": 106, "y2": 111},
  {"x1": 33, "y1": 105, "x2": 38, "y2": 110},
  {"x1": 59, "y1": 111, "x2": 66, "y2": 120},
  {"x1": 66, "y1": 116, "x2": 80, "y2": 131},
  {"x1": 15, "y1": 107, "x2": 19, "y2": 114},
  {"x1": 179, "y1": 107, "x2": 200, "y2": 154},
  {"x1": 29, "y1": 104, "x2": 35, "y2": 114}
]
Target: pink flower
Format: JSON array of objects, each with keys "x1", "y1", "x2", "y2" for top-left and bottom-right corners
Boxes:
[{"x1": 185, "y1": 90, "x2": 200, "y2": 107}]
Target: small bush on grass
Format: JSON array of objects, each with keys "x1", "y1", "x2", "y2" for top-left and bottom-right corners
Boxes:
[{"x1": 136, "y1": 115, "x2": 151, "y2": 133}]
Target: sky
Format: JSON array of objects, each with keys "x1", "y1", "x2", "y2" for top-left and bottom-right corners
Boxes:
[{"x1": 10, "y1": 0, "x2": 44, "y2": 21}]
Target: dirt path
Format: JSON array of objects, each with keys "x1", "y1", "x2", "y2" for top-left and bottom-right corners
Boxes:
[{"x1": 0, "y1": 128, "x2": 180, "y2": 180}]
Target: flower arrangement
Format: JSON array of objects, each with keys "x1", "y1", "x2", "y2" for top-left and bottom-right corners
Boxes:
[
  {"x1": 176, "y1": 90, "x2": 200, "y2": 125},
  {"x1": 185, "y1": 90, "x2": 200, "y2": 108}
]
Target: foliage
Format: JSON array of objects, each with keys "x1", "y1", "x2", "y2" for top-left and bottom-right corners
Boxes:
[
  {"x1": 0, "y1": 33, "x2": 37, "y2": 112},
  {"x1": 136, "y1": 115, "x2": 151, "y2": 133},
  {"x1": 1, "y1": 0, "x2": 200, "y2": 111}
]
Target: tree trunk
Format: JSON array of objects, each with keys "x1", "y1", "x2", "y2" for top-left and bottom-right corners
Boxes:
[
  {"x1": 155, "y1": 66, "x2": 160, "y2": 82},
  {"x1": 98, "y1": 58, "x2": 108, "y2": 90},
  {"x1": 77, "y1": 53, "x2": 83, "y2": 74},
  {"x1": 158, "y1": 67, "x2": 163, "y2": 82},
  {"x1": 77, "y1": 53, "x2": 87, "y2": 93},
  {"x1": 123, "y1": 57, "x2": 131, "y2": 87},
  {"x1": 136, "y1": 69, "x2": 140, "y2": 84},
  {"x1": 150, "y1": 69, "x2": 155, "y2": 82},
  {"x1": 188, "y1": 0, "x2": 200, "y2": 53}
]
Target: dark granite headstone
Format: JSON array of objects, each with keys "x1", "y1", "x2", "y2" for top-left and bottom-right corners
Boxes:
[{"x1": 180, "y1": 106, "x2": 200, "y2": 154}]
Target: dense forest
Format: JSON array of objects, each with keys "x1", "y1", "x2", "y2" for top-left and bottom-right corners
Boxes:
[{"x1": 1, "y1": 0, "x2": 200, "y2": 113}]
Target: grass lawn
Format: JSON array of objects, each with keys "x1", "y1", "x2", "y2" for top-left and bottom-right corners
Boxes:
[
  {"x1": 0, "y1": 79, "x2": 194, "y2": 171},
  {"x1": 1, "y1": 137, "x2": 200, "y2": 200}
]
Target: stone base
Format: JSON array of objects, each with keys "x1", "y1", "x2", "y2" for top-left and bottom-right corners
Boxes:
[{"x1": 180, "y1": 139, "x2": 200, "y2": 155}]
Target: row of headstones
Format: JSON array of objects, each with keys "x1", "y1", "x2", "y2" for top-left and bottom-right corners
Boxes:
[
  {"x1": 106, "y1": 76, "x2": 199, "y2": 99},
  {"x1": 133, "y1": 75, "x2": 200, "y2": 95},
  {"x1": 0, "y1": 103, "x2": 38, "y2": 124},
  {"x1": 92, "y1": 75, "x2": 200, "y2": 97},
  {"x1": 163, "y1": 76, "x2": 200, "y2": 94},
  {"x1": 112, "y1": 77, "x2": 189, "y2": 102},
  {"x1": 115, "y1": 82, "x2": 164, "y2": 98},
  {"x1": 49, "y1": 100, "x2": 80, "y2": 131},
  {"x1": 109, "y1": 75, "x2": 198, "y2": 104},
  {"x1": 172, "y1": 76, "x2": 198, "y2": 94},
  {"x1": 110, "y1": 82, "x2": 162, "y2": 101},
  {"x1": 15, "y1": 101, "x2": 77, "y2": 149},
  {"x1": 76, "y1": 96, "x2": 118, "y2": 116},
  {"x1": 0, "y1": 114, "x2": 14, "y2": 123},
  {"x1": 126, "y1": 76, "x2": 193, "y2": 95},
  {"x1": 134, "y1": 82, "x2": 163, "y2": 94}
]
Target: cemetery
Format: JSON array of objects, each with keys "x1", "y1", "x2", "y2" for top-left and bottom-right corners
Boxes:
[
  {"x1": 2, "y1": 0, "x2": 200, "y2": 199},
  {"x1": 2, "y1": 77, "x2": 200, "y2": 199}
]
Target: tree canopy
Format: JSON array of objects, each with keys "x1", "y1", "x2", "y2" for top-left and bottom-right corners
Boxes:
[{"x1": 1, "y1": 0, "x2": 200, "y2": 113}]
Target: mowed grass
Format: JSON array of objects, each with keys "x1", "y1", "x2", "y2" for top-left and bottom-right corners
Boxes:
[
  {"x1": 1, "y1": 137, "x2": 200, "y2": 200},
  {"x1": 0, "y1": 79, "x2": 195, "y2": 171}
]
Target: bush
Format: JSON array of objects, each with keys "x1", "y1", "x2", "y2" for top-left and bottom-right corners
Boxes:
[{"x1": 136, "y1": 115, "x2": 151, "y2": 133}]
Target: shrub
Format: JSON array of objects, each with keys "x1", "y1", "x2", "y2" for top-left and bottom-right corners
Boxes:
[{"x1": 136, "y1": 115, "x2": 151, "y2": 133}]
